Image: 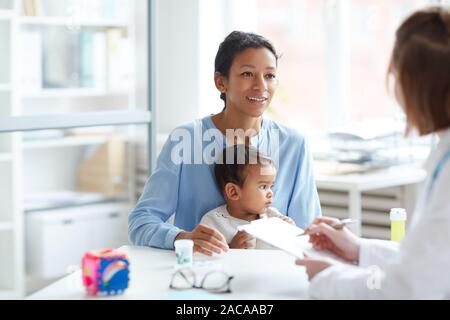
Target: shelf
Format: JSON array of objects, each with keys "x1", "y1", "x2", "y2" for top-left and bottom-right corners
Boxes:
[
  {"x1": 25, "y1": 199, "x2": 124, "y2": 213},
  {"x1": 24, "y1": 191, "x2": 127, "y2": 213},
  {"x1": 0, "y1": 110, "x2": 151, "y2": 133},
  {"x1": 0, "y1": 221, "x2": 13, "y2": 231},
  {"x1": 24, "y1": 135, "x2": 110, "y2": 149},
  {"x1": 19, "y1": 16, "x2": 129, "y2": 28},
  {"x1": 21, "y1": 88, "x2": 129, "y2": 98}
]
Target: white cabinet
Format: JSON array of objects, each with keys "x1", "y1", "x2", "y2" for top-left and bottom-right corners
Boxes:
[
  {"x1": 316, "y1": 165, "x2": 425, "y2": 239},
  {"x1": 26, "y1": 202, "x2": 129, "y2": 279}
]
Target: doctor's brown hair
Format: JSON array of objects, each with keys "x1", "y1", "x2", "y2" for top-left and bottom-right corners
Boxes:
[{"x1": 389, "y1": 6, "x2": 450, "y2": 135}]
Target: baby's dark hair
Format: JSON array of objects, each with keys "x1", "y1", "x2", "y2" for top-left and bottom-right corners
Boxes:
[
  {"x1": 215, "y1": 31, "x2": 279, "y2": 105},
  {"x1": 214, "y1": 144, "x2": 274, "y2": 192}
]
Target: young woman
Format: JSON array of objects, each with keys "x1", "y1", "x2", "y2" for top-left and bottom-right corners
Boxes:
[
  {"x1": 296, "y1": 6, "x2": 450, "y2": 299},
  {"x1": 129, "y1": 31, "x2": 321, "y2": 255}
]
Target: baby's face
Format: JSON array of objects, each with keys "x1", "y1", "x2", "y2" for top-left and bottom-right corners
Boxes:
[{"x1": 238, "y1": 163, "x2": 276, "y2": 215}]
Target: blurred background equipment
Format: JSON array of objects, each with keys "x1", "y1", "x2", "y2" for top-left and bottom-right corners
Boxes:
[{"x1": 79, "y1": 136, "x2": 126, "y2": 197}]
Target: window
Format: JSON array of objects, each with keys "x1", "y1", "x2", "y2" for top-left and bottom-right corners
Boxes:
[
  {"x1": 256, "y1": 0, "x2": 326, "y2": 135},
  {"x1": 254, "y1": 0, "x2": 434, "y2": 138},
  {"x1": 349, "y1": 0, "x2": 428, "y2": 123}
]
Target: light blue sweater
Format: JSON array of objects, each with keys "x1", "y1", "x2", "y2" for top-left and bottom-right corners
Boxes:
[{"x1": 128, "y1": 115, "x2": 321, "y2": 249}]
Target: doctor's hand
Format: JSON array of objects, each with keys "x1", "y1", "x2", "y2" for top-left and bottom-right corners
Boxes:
[
  {"x1": 305, "y1": 216, "x2": 360, "y2": 263},
  {"x1": 296, "y1": 254, "x2": 335, "y2": 280},
  {"x1": 175, "y1": 224, "x2": 229, "y2": 256},
  {"x1": 229, "y1": 231, "x2": 256, "y2": 249}
]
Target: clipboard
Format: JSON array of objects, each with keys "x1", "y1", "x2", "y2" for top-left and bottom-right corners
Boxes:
[{"x1": 237, "y1": 217, "x2": 352, "y2": 264}]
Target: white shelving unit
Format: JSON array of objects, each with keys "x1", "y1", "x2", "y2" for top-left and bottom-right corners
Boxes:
[
  {"x1": 0, "y1": 0, "x2": 24, "y2": 300},
  {"x1": 0, "y1": 0, "x2": 148, "y2": 298}
]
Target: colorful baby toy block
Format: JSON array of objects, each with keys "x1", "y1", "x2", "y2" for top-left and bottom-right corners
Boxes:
[{"x1": 82, "y1": 248, "x2": 130, "y2": 296}]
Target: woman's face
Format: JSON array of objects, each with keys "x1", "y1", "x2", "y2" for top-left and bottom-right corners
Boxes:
[{"x1": 220, "y1": 47, "x2": 278, "y2": 118}]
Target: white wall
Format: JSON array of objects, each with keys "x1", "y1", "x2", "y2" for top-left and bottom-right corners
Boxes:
[
  {"x1": 198, "y1": 0, "x2": 257, "y2": 118},
  {"x1": 155, "y1": 0, "x2": 201, "y2": 134},
  {"x1": 155, "y1": 0, "x2": 258, "y2": 135},
  {"x1": 198, "y1": 0, "x2": 227, "y2": 118}
]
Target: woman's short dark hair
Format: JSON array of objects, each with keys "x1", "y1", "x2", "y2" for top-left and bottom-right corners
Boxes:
[
  {"x1": 214, "y1": 31, "x2": 279, "y2": 105},
  {"x1": 214, "y1": 144, "x2": 274, "y2": 192},
  {"x1": 389, "y1": 6, "x2": 450, "y2": 135}
]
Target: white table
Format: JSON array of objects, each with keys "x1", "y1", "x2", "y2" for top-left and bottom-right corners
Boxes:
[
  {"x1": 315, "y1": 164, "x2": 426, "y2": 235},
  {"x1": 27, "y1": 246, "x2": 310, "y2": 300}
]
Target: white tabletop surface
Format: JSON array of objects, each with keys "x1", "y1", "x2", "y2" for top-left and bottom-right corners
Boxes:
[
  {"x1": 27, "y1": 246, "x2": 310, "y2": 300},
  {"x1": 315, "y1": 164, "x2": 426, "y2": 191}
]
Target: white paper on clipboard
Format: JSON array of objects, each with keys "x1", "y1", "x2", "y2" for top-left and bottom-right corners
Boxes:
[
  {"x1": 237, "y1": 217, "x2": 309, "y2": 258},
  {"x1": 237, "y1": 217, "x2": 352, "y2": 264}
]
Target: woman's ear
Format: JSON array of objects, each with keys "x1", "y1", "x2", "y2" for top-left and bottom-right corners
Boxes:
[
  {"x1": 214, "y1": 72, "x2": 227, "y2": 93},
  {"x1": 224, "y1": 182, "x2": 240, "y2": 201}
]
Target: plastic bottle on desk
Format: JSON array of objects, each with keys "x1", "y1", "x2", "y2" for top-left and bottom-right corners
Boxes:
[{"x1": 390, "y1": 208, "x2": 407, "y2": 243}]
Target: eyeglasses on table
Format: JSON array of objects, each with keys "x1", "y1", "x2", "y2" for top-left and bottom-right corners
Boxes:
[{"x1": 169, "y1": 268, "x2": 234, "y2": 294}]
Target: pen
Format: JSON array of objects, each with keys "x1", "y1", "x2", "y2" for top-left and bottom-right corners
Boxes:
[
  {"x1": 296, "y1": 218, "x2": 358, "y2": 236},
  {"x1": 331, "y1": 218, "x2": 358, "y2": 230}
]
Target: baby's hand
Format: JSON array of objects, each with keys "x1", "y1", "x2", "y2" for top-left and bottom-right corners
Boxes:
[
  {"x1": 277, "y1": 215, "x2": 295, "y2": 225},
  {"x1": 267, "y1": 207, "x2": 295, "y2": 225},
  {"x1": 229, "y1": 231, "x2": 255, "y2": 249}
]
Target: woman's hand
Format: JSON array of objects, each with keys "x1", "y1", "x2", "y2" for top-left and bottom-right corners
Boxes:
[
  {"x1": 229, "y1": 231, "x2": 256, "y2": 249},
  {"x1": 175, "y1": 224, "x2": 229, "y2": 256},
  {"x1": 305, "y1": 216, "x2": 360, "y2": 263},
  {"x1": 295, "y1": 254, "x2": 334, "y2": 280}
]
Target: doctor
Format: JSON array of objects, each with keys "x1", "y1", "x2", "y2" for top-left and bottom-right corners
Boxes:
[{"x1": 296, "y1": 6, "x2": 450, "y2": 299}]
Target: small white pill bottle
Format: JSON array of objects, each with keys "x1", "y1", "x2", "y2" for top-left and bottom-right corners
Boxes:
[{"x1": 174, "y1": 239, "x2": 194, "y2": 267}]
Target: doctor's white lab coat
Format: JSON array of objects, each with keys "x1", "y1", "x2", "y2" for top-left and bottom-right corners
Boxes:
[{"x1": 309, "y1": 128, "x2": 450, "y2": 299}]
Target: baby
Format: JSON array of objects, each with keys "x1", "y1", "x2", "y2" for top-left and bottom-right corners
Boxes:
[{"x1": 200, "y1": 144, "x2": 294, "y2": 249}]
